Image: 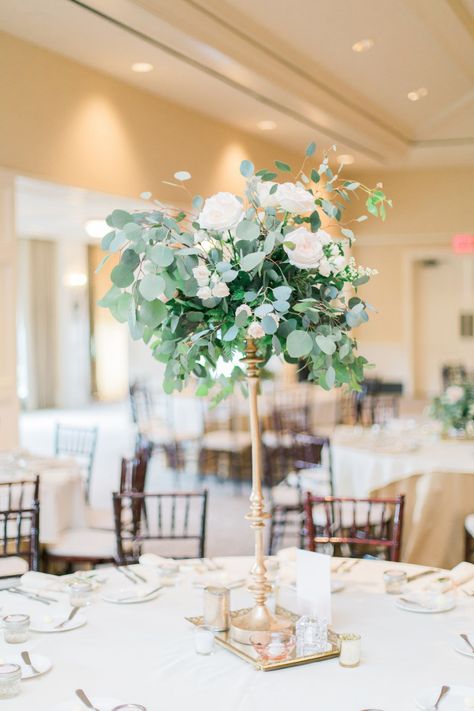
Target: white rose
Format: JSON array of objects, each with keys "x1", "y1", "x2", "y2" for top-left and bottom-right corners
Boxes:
[
  {"x1": 196, "y1": 286, "x2": 212, "y2": 300},
  {"x1": 192, "y1": 264, "x2": 210, "y2": 286},
  {"x1": 212, "y1": 281, "x2": 230, "y2": 298},
  {"x1": 256, "y1": 180, "x2": 279, "y2": 208},
  {"x1": 318, "y1": 258, "x2": 332, "y2": 277},
  {"x1": 236, "y1": 304, "x2": 252, "y2": 318},
  {"x1": 284, "y1": 226, "x2": 324, "y2": 269},
  {"x1": 331, "y1": 255, "x2": 346, "y2": 273},
  {"x1": 198, "y1": 192, "x2": 244, "y2": 231},
  {"x1": 317, "y1": 229, "x2": 333, "y2": 246},
  {"x1": 445, "y1": 385, "x2": 464, "y2": 404},
  {"x1": 247, "y1": 321, "x2": 265, "y2": 339},
  {"x1": 277, "y1": 182, "x2": 315, "y2": 214}
]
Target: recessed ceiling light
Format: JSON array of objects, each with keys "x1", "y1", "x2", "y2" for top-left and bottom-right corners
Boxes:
[
  {"x1": 352, "y1": 38, "x2": 374, "y2": 53},
  {"x1": 257, "y1": 120, "x2": 277, "y2": 131},
  {"x1": 131, "y1": 62, "x2": 154, "y2": 73},
  {"x1": 407, "y1": 87, "x2": 428, "y2": 101},
  {"x1": 85, "y1": 219, "x2": 109, "y2": 239},
  {"x1": 337, "y1": 154, "x2": 355, "y2": 166}
]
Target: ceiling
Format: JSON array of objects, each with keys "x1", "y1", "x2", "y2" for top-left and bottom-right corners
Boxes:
[{"x1": 1, "y1": 0, "x2": 473, "y2": 168}]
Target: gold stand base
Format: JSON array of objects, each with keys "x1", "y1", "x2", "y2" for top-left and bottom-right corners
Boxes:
[{"x1": 230, "y1": 604, "x2": 293, "y2": 645}]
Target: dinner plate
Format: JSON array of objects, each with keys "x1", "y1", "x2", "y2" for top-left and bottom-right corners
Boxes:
[
  {"x1": 415, "y1": 685, "x2": 474, "y2": 709},
  {"x1": 30, "y1": 612, "x2": 87, "y2": 632},
  {"x1": 395, "y1": 595, "x2": 455, "y2": 614},
  {"x1": 453, "y1": 632, "x2": 474, "y2": 658},
  {"x1": 53, "y1": 696, "x2": 124, "y2": 711},
  {"x1": 101, "y1": 586, "x2": 161, "y2": 604},
  {"x1": 2, "y1": 653, "x2": 52, "y2": 679}
]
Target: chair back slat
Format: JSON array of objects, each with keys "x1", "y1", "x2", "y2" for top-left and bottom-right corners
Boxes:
[
  {"x1": 304, "y1": 493, "x2": 405, "y2": 562},
  {"x1": 0, "y1": 477, "x2": 40, "y2": 572}
]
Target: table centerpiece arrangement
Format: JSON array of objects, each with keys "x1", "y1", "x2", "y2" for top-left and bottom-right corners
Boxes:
[
  {"x1": 98, "y1": 140, "x2": 390, "y2": 644},
  {"x1": 431, "y1": 383, "x2": 474, "y2": 439}
]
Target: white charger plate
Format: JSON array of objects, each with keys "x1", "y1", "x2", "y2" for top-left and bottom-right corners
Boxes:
[
  {"x1": 30, "y1": 612, "x2": 86, "y2": 632},
  {"x1": 395, "y1": 595, "x2": 455, "y2": 614},
  {"x1": 2, "y1": 653, "x2": 52, "y2": 679},
  {"x1": 101, "y1": 586, "x2": 161, "y2": 604},
  {"x1": 453, "y1": 631, "x2": 474, "y2": 658},
  {"x1": 53, "y1": 696, "x2": 124, "y2": 711},
  {"x1": 415, "y1": 685, "x2": 474, "y2": 709}
]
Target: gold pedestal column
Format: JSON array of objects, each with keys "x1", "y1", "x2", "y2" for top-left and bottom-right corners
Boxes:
[{"x1": 230, "y1": 339, "x2": 292, "y2": 644}]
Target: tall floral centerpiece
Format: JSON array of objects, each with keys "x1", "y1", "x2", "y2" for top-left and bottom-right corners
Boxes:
[
  {"x1": 99, "y1": 142, "x2": 390, "y2": 641},
  {"x1": 431, "y1": 384, "x2": 474, "y2": 438}
]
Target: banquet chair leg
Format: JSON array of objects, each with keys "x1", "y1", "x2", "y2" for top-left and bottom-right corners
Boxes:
[{"x1": 466, "y1": 530, "x2": 473, "y2": 563}]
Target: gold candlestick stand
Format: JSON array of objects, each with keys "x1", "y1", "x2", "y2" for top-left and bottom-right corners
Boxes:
[{"x1": 230, "y1": 339, "x2": 292, "y2": 644}]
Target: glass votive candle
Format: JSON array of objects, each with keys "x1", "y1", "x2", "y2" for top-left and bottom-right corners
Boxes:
[
  {"x1": 3, "y1": 614, "x2": 30, "y2": 644},
  {"x1": 112, "y1": 706, "x2": 147, "y2": 711},
  {"x1": 383, "y1": 569, "x2": 407, "y2": 594},
  {"x1": 69, "y1": 580, "x2": 93, "y2": 607},
  {"x1": 339, "y1": 633, "x2": 361, "y2": 668},
  {"x1": 0, "y1": 663, "x2": 21, "y2": 698},
  {"x1": 203, "y1": 586, "x2": 229, "y2": 632},
  {"x1": 194, "y1": 625, "x2": 215, "y2": 655}
]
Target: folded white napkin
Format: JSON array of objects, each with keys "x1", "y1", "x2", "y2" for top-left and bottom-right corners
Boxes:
[
  {"x1": 20, "y1": 571, "x2": 62, "y2": 592},
  {"x1": 138, "y1": 553, "x2": 179, "y2": 571},
  {"x1": 450, "y1": 561, "x2": 474, "y2": 586}
]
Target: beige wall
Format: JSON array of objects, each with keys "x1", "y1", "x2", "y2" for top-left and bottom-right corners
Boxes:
[{"x1": 0, "y1": 31, "x2": 299, "y2": 199}]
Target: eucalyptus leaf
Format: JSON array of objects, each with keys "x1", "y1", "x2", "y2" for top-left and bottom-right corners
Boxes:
[
  {"x1": 240, "y1": 251, "x2": 265, "y2": 272},
  {"x1": 240, "y1": 160, "x2": 254, "y2": 177},
  {"x1": 108, "y1": 209, "x2": 132, "y2": 228},
  {"x1": 174, "y1": 171, "x2": 191, "y2": 181},
  {"x1": 149, "y1": 244, "x2": 174, "y2": 267},
  {"x1": 139, "y1": 299, "x2": 168, "y2": 329},
  {"x1": 272, "y1": 285, "x2": 292, "y2": 301},
  {"x1": 273, "y1": 300, "x2": 290, "y2": 313},
  {"x1": 275, "y1": 160, "x2": 291, "y2": 172},
  {"x1": 315, "y1": 335, "x2": 336, "y2": 355},
  {"x1": 222, "y1": 270, "x2": 238, "y2": 283},
  {"x1": 95, "y1": 254, "x2": 110, "y2": 273},
  {"x1": 326, "y1": 366, "x2": 336, "y2": 388},
  {"x1": 139, "y1": 274, "x2": 166, "y2": 301},
  {"x1": 254, "y1": 303, "x2": 274, "y2": 317},
  {"x1": 286, "y1": 330, "x2": 313, "y2": 358},
  {"x1": 111, "y1": 264, "x2": 134, "y2": 288},
  {"x1": 236, "y1": 220, "x2": 260, "y2": 241},
  {"x1": 306, "y1": 142, "x2": 316, "y2": 157},
  {"x1": 223, "y1": 324, "x2": 239, "y2": 342},
  {"x1": 262, "y1": 315, "x2": 278, "y2": 334},
  {"x1": 101, "y1": 231, "x2": 116, "y2": 250}
]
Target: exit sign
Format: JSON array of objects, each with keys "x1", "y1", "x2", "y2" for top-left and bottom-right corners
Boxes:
[{"x1": 452, "y1": 233, "x2": 474, "y2": 254}]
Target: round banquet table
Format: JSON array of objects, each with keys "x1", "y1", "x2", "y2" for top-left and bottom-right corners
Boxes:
[
  {"x1": 3, "y1": 556, "x2": 473, "y2": 711},
  {"x1": 331, "y1": 427, "x2": 474, "y2": 568}
]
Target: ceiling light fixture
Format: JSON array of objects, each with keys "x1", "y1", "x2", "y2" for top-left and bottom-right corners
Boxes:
[
  {"x1": 85, "y1": 219, "x2": 109, "y2": 239},
  {"x1": 352, "y1": 39, "x2": 374, "y2": 53},
  {"x1": 131, "y1": 62, "x2": 154, "y2": 73},
  {"x1": 407, "y1": 87, "x2": 428, "y2": 101},
  {"x1": 337, "y1": 154, "x2": 355, "y2": 166},
  {"x1": 63, "y1": 273, "x2": 88, "y2": 288},
  {"x1": 257, "y1": 120, "x2": 277, "y2": 131}
]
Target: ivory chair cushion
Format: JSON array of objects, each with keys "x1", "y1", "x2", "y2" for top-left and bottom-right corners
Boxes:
[
  {"x1": 465, "y1": 513, "x2": 474, "y2": 539},
  {"x1": 200, "y1": 431, "x2": 252, "y2": 452},
  {"x1": 0, "y1": 556, "x2": 29, "y2": 578},
  {"x1": 46, "y1": 528, "x2": 116, "y2": 560}
]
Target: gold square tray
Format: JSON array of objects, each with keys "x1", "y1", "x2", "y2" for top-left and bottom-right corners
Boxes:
[{"x1": 186, "y1": 606, "x2": 340, "y2": 671}]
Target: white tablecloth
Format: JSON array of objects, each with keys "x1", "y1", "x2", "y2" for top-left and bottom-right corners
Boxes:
[
  {"x1": 3, "y1": 556, "x2": 473, "y2": 711},
  {"x1": 0, "y1": 453, "x2": 86, "y2": 544}
]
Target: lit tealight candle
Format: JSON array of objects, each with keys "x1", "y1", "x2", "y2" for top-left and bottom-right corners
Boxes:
[
  {"x1": 339, "y1": 633, "x2": 361, "y2": 668},
  {"x1": 194, "y1": 625, "x2": 215, "y2": 655}
]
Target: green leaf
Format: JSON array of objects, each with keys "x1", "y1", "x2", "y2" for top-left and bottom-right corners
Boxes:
[
  {"x1": 139, "y1": 274, "x2": 166, "y2": 301},
  {"x1": 101, "y1": 231, "x2": 116, "y2": 250},
  {"x1": 353, "y1": 275, "x2": 370, "y2": 286},
  {"x1": 235, "y1": 309, "x2": 250, "y2": 327},
  {"x1": 223, "y1": 324, "x2": 239, "y2": 342},
  {"x1": 264, "y1": 232, "x2": 275, "y2": 254},
  {"x1": 236, "y1": 220, "x2": 260, "y2": 241},
  {"x1": 272, "y1": 334, "x2": 282, "y2": 355},
  {"x1": 109, "y1": 230, "x2": 128, "y2": 252},
  {"x1": 306, "y1": 142, "x2": 316, "y2": 157},
  {"x1": 262, "y1": 172, "x2": 277, "y2": 182},
  {"x1": 273, "y1": 285, "x2": 292, "y2": 301},
  {"x1": 121, "y1": 248, "x2": 140, "y2": 270},
  {"x1": 240, "y1": 160, "x2": 254, "y2": 178},
  {"x1": 356, "y1": 215, "x2": 368, "y2": 222},
  {"x1": 222, "y1": 269, "x2": 238, "y2": 283},
  {"x1": 286, "y1": 330, "x2": 313, "y2": 358},
  {"x1": 149, "y1": 244, "x2": 174, "y2": 267},
  {"x1": 95, "y1": 254, "x2": 110, "y2": 273},
  {"x1": 316, "y1": 335, "x2": 336, "y2": 355},
  {"x1": 262, "y1": 315, "x2": 278, "y2": 334},
  {"x1": 273, "y1": 300, "x2": 290, "y2": 313},
  {"x1": 311, "y1": 169, "x2": 320, "y2": 183},
  {"x1": 192, "y1": 195, "x2": 204, "y2": 210},
  {"x1": 309, "y1": 210, "x2": 321, "y2": 232},
  {"x1": 341, "y1": 228, "x2": 354, "y2": 240},
  {"x1": 110, "y1": 264, "x2": 134, "y2": 288},
  {"x1": 216, "y1": 261, "x2": 232, "y2": 273},
  {"x1": 108, "y1": 209, "x2": 132, "y2": 228},
  {"x1": 344, "y1": 182, "x2": 360, "y2": 191},
  {"x1": 174, "y1": 171, "x2": 191, "y2": 181},
  {"x1": 240, "y1": 251, "x2": 265, "y2": 272},
  {"x1": 139, "y1": 299, "x2": 168, "y2": 329},
  {"x1": 339, "y1": 342, "x2": 351, "y2": 359},
  {"x1": 269, "y1": 183, "x2": 278, "y2": 195},
  {"x1": 254, "y1": 304, "x2": 273, "y2": 317},
  {"x1": 326, "y1": 366, "x2": 336, "y2": 388},
  {"x1": 110, "y1": 292, "x2": 132, "y2": 323},
  {"x1": 275, "y1": 160, "x2": 291, "y2": 172}
]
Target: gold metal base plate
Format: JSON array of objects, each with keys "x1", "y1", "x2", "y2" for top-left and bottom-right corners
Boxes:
[{"x1": 186, "y1": 607, "x2": 340, "y2": 671}]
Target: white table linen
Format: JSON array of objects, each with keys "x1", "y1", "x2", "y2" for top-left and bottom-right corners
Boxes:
[{"x1": 2, "y1": 556, "x2": 473, "y2": 711}]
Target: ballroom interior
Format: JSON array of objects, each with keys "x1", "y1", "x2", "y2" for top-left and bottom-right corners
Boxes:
[{"x1": 0, "y1": 1, "x2": 473, "y2": 709}]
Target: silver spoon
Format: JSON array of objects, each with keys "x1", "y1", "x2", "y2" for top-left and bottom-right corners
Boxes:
[
  {"x1": 55, "y1": 606, "x2": 80, "y2": 629},
  {"x1": 460, "y1": 633, "x2": 474, "y2": 654},
  {"x1": 75, "y1": 688, "x2": 100, "y2": 711},
  {"x1": 426, "y1": 685, "x2": 450, "y2": 710},
  {"x1": 21, "y1": 650, "x2": 40, "y2": 675}
]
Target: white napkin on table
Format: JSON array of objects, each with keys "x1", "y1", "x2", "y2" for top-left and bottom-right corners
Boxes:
[
  {"x1": 20, "y1": 571, "x2": 63, "y2": 592},
  {"x1": 450, "y1": 561, "x2": 474, "y2": 586}
]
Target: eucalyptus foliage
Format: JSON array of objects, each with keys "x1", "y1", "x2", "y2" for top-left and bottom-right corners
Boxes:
[
  {"x1": 431, "y1": 384, "x2": 474, "y2": 436},
  {"x1": 98, "y1": 143, "x2": 391, "y2": 402}
]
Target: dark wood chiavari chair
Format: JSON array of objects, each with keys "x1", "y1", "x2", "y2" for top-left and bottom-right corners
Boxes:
[
  {"x1": 304, "y1": 493, "x2": 405, "y2": 562},
  {"x1": 54, "y1": 424, "x2": 98, "y2": 502},
  {"x1": 113, "y1": 490, "x2": 208, "y2": 563},
  {"x1": 465, "y1": 514, "x2": 474, "y2": 563},
  {"x1": 0, "y1": 477, "x2": 40, "y2": 574},
  {"x1": 267, "y1": 435, "x2": 333, "y2": 555}
]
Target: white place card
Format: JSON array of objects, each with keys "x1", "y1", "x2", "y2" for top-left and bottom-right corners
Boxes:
[{"x1": 296, "y1": 549, "x2": 332, "y2": 623}]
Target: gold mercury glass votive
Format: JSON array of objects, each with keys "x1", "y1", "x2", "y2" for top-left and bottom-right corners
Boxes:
[
  {"x1": 203, "y1": 585, "x2": 230, "y2": 631},
  {"x1": 339, "y1": 633, "x2": 361, "y2": 667}
]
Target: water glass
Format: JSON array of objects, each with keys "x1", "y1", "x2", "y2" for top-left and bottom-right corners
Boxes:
[
  {"x1": 69, "y1": 580, "x2": 93, "y2": 607},
  {"x1": 194, "y1": 625, "x2": 215, "y2": 655},
  {"x1": 383, "y1": 569, "x2": 407, "y2": 594},
  {"x1": 339, "y1": 633, "x2": 361, "y2": 667},
  {"x1": 296, "y1": 615, "x2": 330, "y2": 656},
  {"x1": 0, "y1": 663, "x2": 21, "y2": 698},
  {"x1": 3, "y1": 614, "x2": 30, "y2": 644}
]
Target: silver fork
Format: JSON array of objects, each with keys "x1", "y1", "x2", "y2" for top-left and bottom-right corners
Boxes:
[
  {"x1": 460, "y1": 633, "x2": 474, "y2": 653},
  {"x1": 425, "y1": 684, "x2": 450, "y2": 710},
  {"x1": 21, "y1": 650, "x2": 40, "y2": 675},
  {"x1": 342, "y1": 559, "x2": 360, "y2": 574},
  {"x1": 75, "y1": 688, "x2": 100, "y2": 711},
  {"x1": 114, "y1": 565, "x2": 138, "y2": 584}
]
